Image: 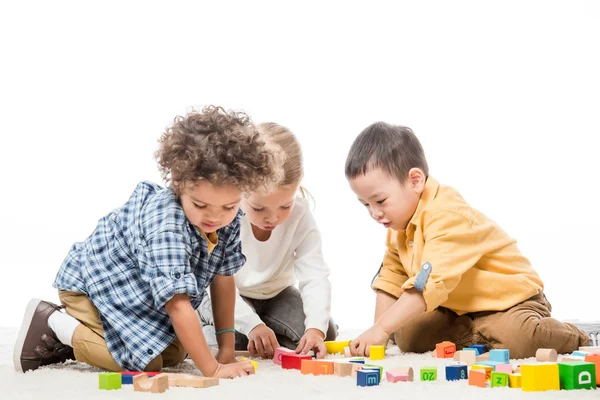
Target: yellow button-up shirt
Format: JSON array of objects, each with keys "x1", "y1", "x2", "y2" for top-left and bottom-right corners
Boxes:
[{"x1": 372, "y1": 176, "x2": 543, "y2": 314}]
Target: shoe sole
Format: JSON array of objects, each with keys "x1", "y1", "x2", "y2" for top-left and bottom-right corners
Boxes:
[{"x1": 13, "y1": 298, "x2": 43, "y2": 372}]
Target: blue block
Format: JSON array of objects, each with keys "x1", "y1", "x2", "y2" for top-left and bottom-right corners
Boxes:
[
  {"x1": 357, "y1": 370, "x2": 380, "y2": 387},
  {"x1": 489, "y1": 349, "x2": 510, "y2": 363},
  {"x1": 349, "y1": 359, "x2": 366, "y2": 364},
  {"x1": 122, "y1": 375, "x2": 135, "y2": 385},
  {"x1": 445, "y1": 365, "x2": 468, "y2": 381},
  {"x1": 471, "y1": 344, "x2": 488, "y2": 355},
  {"x1": 572, "y1": 351, "x2": 588, "y2": 357}
]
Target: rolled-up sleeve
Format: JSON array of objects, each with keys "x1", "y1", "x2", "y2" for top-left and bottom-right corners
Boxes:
[
  {"x1": 142, "y1": 231, "x2": 200, "y2": 309},
  {"x1": 401, "y1": 210, "x2": 484, "y2": 312},
  {"x1": 371, "y1": 230, "x2": 409, "y2": 298}
]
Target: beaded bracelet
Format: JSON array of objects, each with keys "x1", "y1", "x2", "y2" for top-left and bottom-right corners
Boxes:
[{"x1": 215, "y1": 328, "x2": 236, "y2": 336}]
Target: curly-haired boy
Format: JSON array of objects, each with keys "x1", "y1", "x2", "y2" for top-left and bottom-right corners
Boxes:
[{"x1": 13, "y1": 106, "x2": 283, "y2": 378}]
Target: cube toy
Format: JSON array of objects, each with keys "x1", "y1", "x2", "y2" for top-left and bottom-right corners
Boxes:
[
  {"x1": 386, "y1": 370, "x2": 410, "y2": 383},
  {"x1": 490, "y1": 349, "x2": 510, "y2": 363},
  {"x1": 471, "y1": 365, "x2": 493, "y2": 380},
  {"x1": 508, "y1": 373, "x2": 521, "y2": 388},
  {"x1": 471, "y1": 344, "x2": 488, "y2": 355},
  {"x1": 572, "y1": 351, "x2": 588, "y2": 358},
  {"x1": 334, "y1": 362, "x2": 354, "y2": 377},
  {"x1": 390, "y1": 367, "x2": 414, "y2": 382},
  {"x1": 99, "y1": 372, "x2": 122, "y2": 390},
  {"x1": 491, "y1": 371, "x2": 508, "y2": 387},
  {"x1": 121, "y1": 371, "x2": 160, "y2": 385},
  {"x1": 445, "y1": 365, "x2": 468, "y2": 381},
  {"x1": 462, "y1": 346, "x2": 480, "y2": 355},
  {"x1": 495, "y1": 363, "x2": 513, "y2": 374},
  {"x1": 476, "y1": 352, "x2": 490, "y2": 362},
  {"x1": 436, "y1": 341, "x2": 456, "y2": 358},
  {"x1": 584, "y1": 354, "x2": 600, "y2": 385},
  {"x1": 475, "y1": 360, "x2": 503, "y2": 369},
  {"x1": 163, "y1": 373, "x2": 219, "y2": 388},
  {"x1": 536, "y1": 348, "x2": 558, "y2": 362},
  {"x1": 369, "y1": 345, "x2": 385, "y2": 360},
  {"x1": 347, "y1": 358, "x2": 365, "y2": 364},
  {"x1": 362, "y1": 364, "x2": 383, "y2": 379},
  {"x1": 324, "y1": 340, "x2": 351, "y2": 354},
  {"x1": 562, "y1": 356, "x2": 585, "y2": 362},
  {"x1": 420, "y1": 367, "x2": 437, "y2": 381},
  {"x1": 580, "y1": 346, "x2": 600, "y2": 354},
  {"x1": 468, "y1": 369, "x2": 486, "y2": 388},
  {"x1": 558, "y1": 362, "x2": 596, "y2": 390},
  {"x1": 454, "y1": 350, "x2": 477, "y2": 366},
  {"x1": 273, "y1": 347, "x2": 294, "y2": 365},
  {"x1": 344, "y1": 347, "x2": 352, "y2": 357},
  {"x1": 281, "y1": 353, "x2": 312, "y2": 370},
  {"x1": 520, "y1": 363, "x2": 560, "y2": 392},
  {"x1": 301, "y1": 359, "x2": 334, "y2": 376},
  {"x1": 357, "y1": 370, "x2": 380, "y2": 387},
  {"x1": 350, "y1": 363, "x2": 365, "y2": 378}
]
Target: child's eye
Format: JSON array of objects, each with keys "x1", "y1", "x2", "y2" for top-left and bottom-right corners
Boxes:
[
  {"x1": 252, "y1": 207, "x2": 265, "y2": 212},
  {"x1": 194, "y1": 203, "x2": 207, "y2": 209},
  {"x1": 362, "y1": 203, "x2": 369, "y2": 207},
  {"x1": 223, "y1": 206, "x2": 236, "y2": 211},
  {"x1": 280, "y1": 205, "x2": 292, "y2": 210},
  {"x1": 377, "y1": 199, "x2": 387, "y2": 205}
]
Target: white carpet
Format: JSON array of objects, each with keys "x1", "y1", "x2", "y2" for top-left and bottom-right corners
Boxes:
[{"x1": 1, "y1": 327, "x2": 597, "y2": 399}]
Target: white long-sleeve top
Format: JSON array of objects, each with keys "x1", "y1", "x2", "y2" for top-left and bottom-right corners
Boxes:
[{"x1": 233, "y1": 197, "x2": 332, "y2": 336}]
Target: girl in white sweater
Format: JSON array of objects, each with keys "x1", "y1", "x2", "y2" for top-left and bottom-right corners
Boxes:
[{"x1": 199, "y1": 122, "x2": 337, "y2": 359}]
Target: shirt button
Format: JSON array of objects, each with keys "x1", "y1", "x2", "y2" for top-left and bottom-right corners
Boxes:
[
  {"x1": 408, "y1": 241, "x2": 414, "y2": 247},
  {"x1": 175, "y1": 273, "x2": 181, "y2": 279},
  {"x1": 423, "y1": 264, "x2": 430, "y2": 270},
  {"x1": 147, "y1": 349, "x2": 154, "y2": 355}
]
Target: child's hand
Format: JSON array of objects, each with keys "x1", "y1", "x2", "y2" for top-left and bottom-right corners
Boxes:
[
  {"x1": 216, "y1": 347, "x2": 236, "y2": 364},
  {"x1": 211, "y1": 360, "x2": 255, "y2": 378},
  {"x1": 296, "y1": 328, "x2": 327, "y2": 359},
  {"x1": 247, "y1": 324, "x2": 280, "y2": 359},
  {"x1": 349, "y1": 325, "x2": 389, "y2": 357}
]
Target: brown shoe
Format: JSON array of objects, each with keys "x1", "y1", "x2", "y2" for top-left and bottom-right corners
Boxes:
[{"x1": 13, "y1": 299, "x2": 75, "y2": 372}]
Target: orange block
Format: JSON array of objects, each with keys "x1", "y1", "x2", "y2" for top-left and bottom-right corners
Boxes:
[
  {"x1": 469, "y1": 369, "x2": 486, "y2": 388},
  {"x1": 471, "y1": 365, "x2": 493, "y2": 380},
  {"x1": 584, "y1": 354, "x2": 600, "y2": 386},
  {"x1": 300, "y1": 359, "x2": 334, "y2": 376},
  {"x1": 436, "y1": 341, "x2": 456, "y2": 358}
]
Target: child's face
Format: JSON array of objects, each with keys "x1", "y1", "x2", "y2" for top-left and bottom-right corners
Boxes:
[
  {"x1": 349, "y1": 167, "x2": 425, "y2": 231},
  {"x1": 179, "y1": 180, "x2": 242, "y2": 233},
  {"x1": 241, "y1": 185, "x2": 298, "y2": 231}
]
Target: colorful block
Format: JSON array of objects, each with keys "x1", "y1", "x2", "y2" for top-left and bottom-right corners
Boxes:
[
  {"x1": 491, "y1": 371, "x2": 508, "y2": 387},
  {"x1": 454, "y1": 350, "x2": 477, "y2": 365},
  {"x1": 99, "y1": 372, "x2": 122, "y2": 390},
  {"x1": 520, "y1": 363, "x2": 560, "y2": 392},
  {"x1": 420, "y1": 367, "x2": 437, "y2": 381},
  {"x1": 475, "y1": 360, "x2": 504, "y2": 369},
  {"x1": 369, "y1": 345, "x2": 385, "y2": 360},
  {"x1": 536, "y1": 348, "x2": 558, "y2": 362},
  {"x1": 489, "y1": 349, "x2": 510, "y2": 363},
  {"x1": 445, "y1": 365, "x2": 468, "y2": 381},
  {"x1": 572, "y1": 351, "x2": 589, "y2": 357},
  {"x1": 390, "y1": 367, "x2": 414, "y2": 381},
  {"x1": 508, "y1": 373, "x2": 521, "y2": 388},
  {"x1": 357, "y1": 370, "x2": 380, "y2": 387},
  {"x1": 579, "y1": 346, "x2": 600, "y2": 354},
  {"x1": 471, "y1": 365, "x2": 493, "y2": 380},
  {"x1": 324, "y1": 340, "x2": 352, "y2": 354},
  {"x1": 476, "y1": 352, "x2": 490, "y2": 362},
  {"x1": 495, "y1": 363, "x2": 513, "y2": 374},
  {"x1": 386, "y1": 370, "x2": 410, "y2": 383},
  {"x1": 273, "y1": 347, "x2": 294, "y2": 365},
  {"x1": 471, "y1": 344, "x2": 488, "y2": 355},
  {"x1": 436, "y1": 341, "x2": 456, "y2": 358},
  {"x1": 468, "y1": 369, "x2": 486, "y2": 388},
  {"x1": 281, "y1": 353, "x2": 312, "y2": 370},
  {"x1": 347, "y1": 357, "x2": 365, "y2": 364},
  {"x1": 558, "y1": 362, "x2": 596, "y2": 390},
  {"x1": 462, "y1": 347, "x2": 480, "y2": 355},
  {"x1": 334, "y1": 362, "x2": 354, "y2": 377},
  {"x1": 584, "y1": 354, "x2": 600, "y2": 385},
  {"x1": 362, "y1": 364, "x2": 383, "y2": 379},
  {"x1": 300, "y1": 359, "x2": 334, "y2": 376}
]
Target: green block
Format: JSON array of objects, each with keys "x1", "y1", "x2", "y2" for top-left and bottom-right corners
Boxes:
[
  {"x1": 491, "y1": 371, "x2": 508, "y2": 387},
  {"x1": 420, "y1": 367, "x2": 437, "y2": 381},
  {"x1": 558, "y1": 362, "x2": 596, "y2": 390},
  {"x1": 99, "y1": 372, "x2": 122, "y2": 390},
  {"x1": 363, "y1": 364, "x2": 384, "y2": 378}
]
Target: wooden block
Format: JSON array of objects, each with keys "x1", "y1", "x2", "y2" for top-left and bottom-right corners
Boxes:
[
  {"x1": 121, "y1": 371, "x2": 155, "y2": 385},
  {"x1": 238, "y1": 357, "x2": 258, "y2": 371},
  {"x1": 300, "y1": 359, "x2": 334, "y2": 376},
  {"x1": 468, "y1": 369, "x2": 486, "y2": 388},
  {"x1": 495, "y1": 363, "x2": 513, "y2": 374},
  {"x1": 386, "y1": 369, "x2": 410, "y2": 383},
  {"x1": 281, "y1": 353, "x2": 312, "y2": 370},
  {"x1": 344, "y1": 347, "x2": 352, "y2": 357},
  {"x1": 420, "y1": 367, "x2": 437, "y2": 381},
  {"x1": 536, "y1": 348, "x2": 558, "y2": 362},
  {"x1": 445, "y1": 365, "x2": 468, "y2": 381},
  {"x1": 561, "y1": 355, "x2": 585, "y2": 362},
  {"x1": 520, "y1": 363, "x2": 560, "y2": 392},
  {"x1": 558, "y1": 361, "x2": 596, "y2": 390},
  {"x1": 333, "y1": 362, "x2": 354, "y2": 377},
  {"x1": 579, "y1": 346, "x2": 600, "y2": 354},
  {"x1": 435, "y1": 341, "x2": 456, "y2": 358},
  {"x1": 508, "y1": 373, "x2": 521, "y2": 388},
  {"x1": 350, "y1": 363, "x2": 363, "y2": 378},
  {"x1": 133, "y1": 373, "x2": 169, "y2": 393},
  {"x1": 162, "y1": 373, "x2": 219, "y2": 388},
  {"x1": 357, "y1": 370, "x2": 380, "y2": 386},
  {"x1": 476, "y1": 352, "x2": 490, "y2": 362},
  {"x1": 490, "y1": 371, "x2": 508, "y2": 387},
  {"x1": 489, "y1": 349, "x2": 510, "y2": 363},
  {"x1": 391, "y1": 367, "x2": 414, "y2": 382},
  {"x1": 273, "y1": 347, "x2": 294, "y2": 365},
  {"x1": 471, "y1": 365, "x2": 493, "y2": 380},
  {"x1": 584, "y1": 354, "x2": 600, "y2": 385},
  {"x1": 369, "y1": 345, "x2": 385, "y2": 360},
  {"x1": 324, "y1": 340, "x2": 352, "y2": 354},
  {"x1": 453, "y1": 350, "x2": 477, "y2": 366},
  {"x1": 99, "y1": 372, "x2": 122, "y2": 390}
]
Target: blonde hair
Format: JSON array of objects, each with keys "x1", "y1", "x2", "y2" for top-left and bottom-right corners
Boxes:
[{"x1": 257, "y1": 122, "x2": 311, "y2": 199}]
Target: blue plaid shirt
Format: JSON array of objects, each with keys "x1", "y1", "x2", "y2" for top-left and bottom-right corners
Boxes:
[{"x1": 53, "y1": 181, "x2": 245, "y2": 370}]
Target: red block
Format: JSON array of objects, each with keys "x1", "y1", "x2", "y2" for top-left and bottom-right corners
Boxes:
[
  {"x1": 281, "y1": 353, "x2": 312, "y2": 370},
  {"x1": 436, "y1": 341, "x2": 456, "y2": 358}
]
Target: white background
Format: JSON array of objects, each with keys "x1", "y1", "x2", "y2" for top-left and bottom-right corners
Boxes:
[{"x1": 1, "y1": 0, "x2": 599, "y2": 331}]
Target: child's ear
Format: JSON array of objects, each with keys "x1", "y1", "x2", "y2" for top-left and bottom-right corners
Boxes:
[{"x1": 407, "y1": 168, "x2": 426, "y2": 193}]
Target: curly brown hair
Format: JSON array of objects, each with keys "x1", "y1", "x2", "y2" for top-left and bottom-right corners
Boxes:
[{"x1": 156, "y1": 106, "x2": 284, "y2": 195}]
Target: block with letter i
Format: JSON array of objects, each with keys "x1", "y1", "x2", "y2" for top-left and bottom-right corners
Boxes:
[
  {"x1": 490, "y1": 371, "x2": 508, "y2": 387},
  {"x1": 558, "y1": 362, "x2": 596, "y2": 390},
  {"x1": 420, "y1": 367, "x2": 437, "y2": 382},
  {"x1": 435, "y1": 341, "x2": 456, "y2": 358},
  {"x1": 445, "y1": 364, "x2": 467, "y2": 381},
  {"x1": 357, "y1": 370, "x2": 380, "y2": 387}
]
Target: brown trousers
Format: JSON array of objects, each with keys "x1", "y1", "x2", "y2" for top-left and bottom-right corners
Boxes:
[
  {"x1": 394, "y1": 292, "x2": 589, "y2": 358},
  {"x1": 58, "y1": 290, "x2": 186, "y2": 371}
]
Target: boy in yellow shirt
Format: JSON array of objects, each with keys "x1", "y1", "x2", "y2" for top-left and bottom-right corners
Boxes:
[{"x1": 345, "y1": 122, "x2": 591, "y2": 358}]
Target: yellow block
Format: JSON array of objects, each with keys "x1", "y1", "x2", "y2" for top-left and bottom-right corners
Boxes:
[
  {"x1": 369, "y1": 345, "x2": 385, "y2": 360},
  {"x1": 508, "y1": 373, "x2": 521, "y2": 388},
  {"x1": 324, "y1": 340, "x2": 351, "y2": 354},
  {"x1": 238, "y1": 357, "x2": 258, "y2": 371},
  {"x1": 471, "y1": 365, "x2": 493, "y2": 380},
  {"x1": 520, "y1": 363, "x2": 559, "y2": 392}
]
